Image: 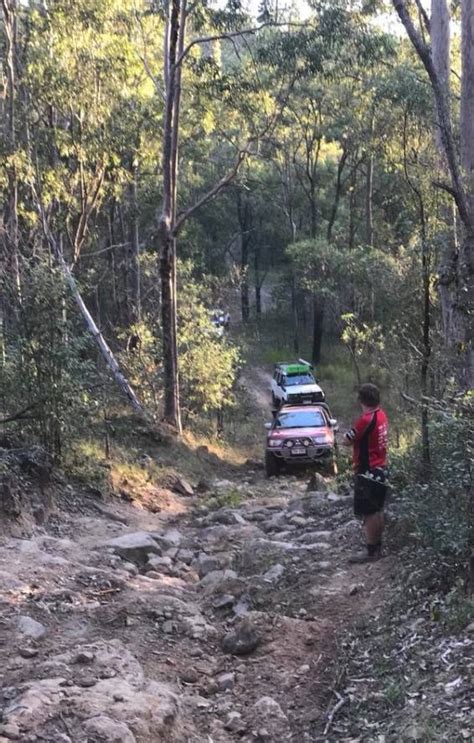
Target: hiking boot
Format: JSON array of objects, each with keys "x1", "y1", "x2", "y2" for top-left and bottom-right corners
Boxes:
[
  {"x1": 348, "y1": 551, "x2": 381, "y2": 564},
  {"x1": 348, "y1": 544, "x2": 383, "y2": 564}
]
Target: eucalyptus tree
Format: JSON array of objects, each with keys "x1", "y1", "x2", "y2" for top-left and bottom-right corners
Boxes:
[
  {"x1": 393, "y1": 0, "x2": 474, "y2": 390},
  {"x1": 152, "y1": 3, "x2": 304, "y2": 431}
]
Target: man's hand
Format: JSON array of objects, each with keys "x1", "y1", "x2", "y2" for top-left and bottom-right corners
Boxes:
[{"x1": 343, "y1": 428, "x2": 356, "y2": 447}]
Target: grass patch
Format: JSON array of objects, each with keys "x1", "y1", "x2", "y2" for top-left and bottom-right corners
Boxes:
[
  {"x1": 63, "y1": 440, "x2": 111, "y2": 491},
  {"x1": 205, "y1": 486, "x2": 243, "y2": 510},
  {"x1": 383, "y1": 677, "x2": 407, "y2": 707}
]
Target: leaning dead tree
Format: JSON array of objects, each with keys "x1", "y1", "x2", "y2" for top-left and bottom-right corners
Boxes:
[{"x1": 35, "y1": 197, "x2": 144, "y2": 414}]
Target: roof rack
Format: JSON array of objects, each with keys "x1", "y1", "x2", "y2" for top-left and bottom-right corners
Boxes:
[{"x1": 274, "y1": 360, "x2": 313, "y2": 375}]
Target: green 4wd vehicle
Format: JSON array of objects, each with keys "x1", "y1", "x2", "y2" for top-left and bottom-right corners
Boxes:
[{"x1": 271, "y1": 359, "x2": 325, "y2": 407}]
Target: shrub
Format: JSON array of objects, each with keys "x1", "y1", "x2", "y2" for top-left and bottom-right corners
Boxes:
[{"x1": 395, "y1": 394, "x2": 473, "y2": 560}]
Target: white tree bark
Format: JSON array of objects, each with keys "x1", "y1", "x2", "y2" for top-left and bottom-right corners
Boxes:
[
  {"x1": 461, "y1": 0, "x2": 474, "y2": 214},
  {"x1": 431, "y1": 0, "x2": 450, "y2": 154}
]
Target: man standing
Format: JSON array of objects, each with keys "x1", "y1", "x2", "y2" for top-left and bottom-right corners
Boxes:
[{"x1": 344, "y1": 383, "x2": 389, "y2": 563}]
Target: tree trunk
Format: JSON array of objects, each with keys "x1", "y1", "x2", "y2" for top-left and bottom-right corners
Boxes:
[
  {"x1": 365, "y1": 145, "x2": 374, "y2": 248},
  {"x1": 310, "y1": 180, "x2": 317, "y2": 240},
  {"x1": 255, "y1": 285, "x2": 262, "y2": 316},
  {"x1": 157, "y1": 0, "x2": 184, "y2": 433},
  {"x1": 460, "y1": 0, "x2": 474, "y2": 389},
  {"x1": 1, "y1": 0, "x2": 21, "y2": 317},
  {"x1": 129, "y1": 158, "x2": 141, "y2": 324},
  {"x1": 241, "y1": 240, "x2": 250, "y2": 323},
  {"x1": 311, "y1": 296, "x2": 324, "y2": 365},
  {"x1": 432, "y1": 0, "x2": 451, "y2": 153},
  {"x1": 348, "y1": 163, "x2": 357, "y2": 251},
  {"x1": 327, "y1": 146, "x2": 348, "y2": 243},
  {"x1": 254, "y1": 242, "x2": 262, "y2": 316},
  {"x1": 237, "y1": 189, "x2": 251, "y2": 323},
  {"x1": 420, "y1": 214, "x2": 431, "y2": 473},
  {"x1": 160, "y1": 234, "x2": 181, "y2": 428},
  {"x1": 107, "y1": 205, "x2": 120, "y2": 323},
  {"x1": 291, "y1": 275, "x2": 300, "y2": 354}
]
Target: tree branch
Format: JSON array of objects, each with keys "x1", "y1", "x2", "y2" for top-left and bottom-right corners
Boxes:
[
  {"x1": 174, "y1": 21, "x2": 305, "y2": 70},
  {"x1": 414, "y1": 0, "x2": 430, "y2": 36},
  {"x1": 0, "y1": 402, "x2": 41, "y2": 425},
  {"x1": 432, "y1": 179, "x2": 458, "y2": 199},
  {"x1": 173, "y1": 150, "x2": 248, "y2": 234}
]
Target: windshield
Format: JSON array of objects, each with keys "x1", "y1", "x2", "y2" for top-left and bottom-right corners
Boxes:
[
  {"x1": 275, "y1": 410, "x2": 325, "y2": 429},
  {"x1": 285, "y1": 374, "x2": 315, "y2": 386}
]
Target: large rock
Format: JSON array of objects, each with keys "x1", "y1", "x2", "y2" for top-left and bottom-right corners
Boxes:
[
  {"x1": 83, "y1": 716, "x2": 136, "y2": 742},
  {"x1": 152, "y1": 529, "x2": 183, "y2": 550},
  {"x1": 263, "y1": 563, "x2": 285, "y2": 583},
  {"x1": 2, "y1": 641, "x2": 182, "y2": 741},
  {"x1": 221, "y1": 618, "x2": 261, "y2": 656},
  {"x1": 215, "y1": 672, "x2": 235, "y2": 691},
  {"x1": 287, "y1": 493, "x2": 326, "y2": 516},
  {"x1": 296, "y1": 530, "x2": 332, "y2": 543},
  {"x1": 193, "y1": 551, "x2": 231, "y2": 578},
  {"x1": 200, "y1": 569, "x2": 238, "y2": 589},
  {"x1": 253, "y1": 695, "x2": 290, "y2": 739},
  {"x1": 203, "y1": 508, "x2": 247, "y2": 526},
  {"x1": 106, "y1": 532, "x2": 161, "y2": 565},
  {"x1": 306, "y1": 472, "x2": 330, "y2": 492},
  {"x1": 172, "y1": 477, "x2": 194, "y2": 497},
  {"x1": 17, "y1": 615, "x2": 47, "y2": 640},
  {"x1": 327, "y1": 492, "x2": 352, "y2": 503},
  {"x1": 254, "y1": 695, "x2": 287, "y2": 721},
  {"x1": 193, "y1": 552, "x2": 221, "y2": 578},
  {"x1": 260, "y1": 512, "x2": 288, "y2": 533},
  {"x1": 146, "y1": 555, "x2": 173, "y2": 573}
]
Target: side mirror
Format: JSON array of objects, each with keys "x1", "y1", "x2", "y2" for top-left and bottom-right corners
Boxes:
[
  {"x1": 330, "y1": 418, "x2": 339, "y2": 431},
  {"x1": 264, "y1": 422, "x2": 272, "y2": 430}
]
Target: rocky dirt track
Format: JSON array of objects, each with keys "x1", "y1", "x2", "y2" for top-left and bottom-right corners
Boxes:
[{"x1": 0, "y1": 459, "x2": 393, "y2": 743}]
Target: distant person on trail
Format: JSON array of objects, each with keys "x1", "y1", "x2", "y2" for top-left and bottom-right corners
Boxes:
[{"x1": 343, "y1": 383, "x2": 389, "y2": 564}]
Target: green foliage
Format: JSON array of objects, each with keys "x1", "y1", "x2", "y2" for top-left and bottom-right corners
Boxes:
[
  {"x1": 179, "y1": 309, "x2": 241, "y2": 415},
  {"x1": 0, "y1": 259, "x2": 98, "y2": 458},
  {"x1": 118, "y1": 262, "x2": 241, "y2": 419},
  {"x1": 394, "y1": 395, "x2": 473, "y2": 559}
]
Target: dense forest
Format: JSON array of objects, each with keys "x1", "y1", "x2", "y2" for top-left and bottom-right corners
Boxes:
[
  {"x1": 1, "y1": 0, "x2": 471, "y2": 499},
  {"x1": 1, "y1": 0, "x2": 472, "y2": 534}
]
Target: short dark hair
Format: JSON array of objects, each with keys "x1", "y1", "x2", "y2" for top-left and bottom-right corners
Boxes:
[{"x1": 358, "y1": 383, "x2": 380, "y2": 407}]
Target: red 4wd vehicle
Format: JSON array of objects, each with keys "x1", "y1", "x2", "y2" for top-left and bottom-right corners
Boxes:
[{"x1": 264, "y1": 403, "x2": 338, "y2": 477}]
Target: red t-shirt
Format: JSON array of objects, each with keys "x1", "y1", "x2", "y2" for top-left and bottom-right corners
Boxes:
[{"x1": 347, "y1": 407, "x2": 388, "y2": 473}]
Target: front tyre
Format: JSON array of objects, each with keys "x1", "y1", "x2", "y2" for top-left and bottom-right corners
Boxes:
[{"x1": 265, "y1": 451, "x2": 281, "y2": 477}]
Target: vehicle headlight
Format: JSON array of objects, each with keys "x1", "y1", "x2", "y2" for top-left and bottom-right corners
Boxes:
[
  {"x1": 312, "y1": 435, "x2": 329, "y2": 444},
  {"x1": 285, "y1": 440, "x2": 294, "y2": 448},
  {"x1": 302, "y1": 438, "x2": 312, "y2": 447},
  {"x1": 268, "y1": 439, "x2": 281, "y2": 448}
]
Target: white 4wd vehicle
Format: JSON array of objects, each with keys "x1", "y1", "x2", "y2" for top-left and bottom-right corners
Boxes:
[{"x1": 271, "y1": 361, "x2": 325, "y2": 407}]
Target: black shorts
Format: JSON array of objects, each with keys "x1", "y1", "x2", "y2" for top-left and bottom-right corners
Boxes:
[{"x1": 353, "y1": 469, "x2": 388, "y2": 516}]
